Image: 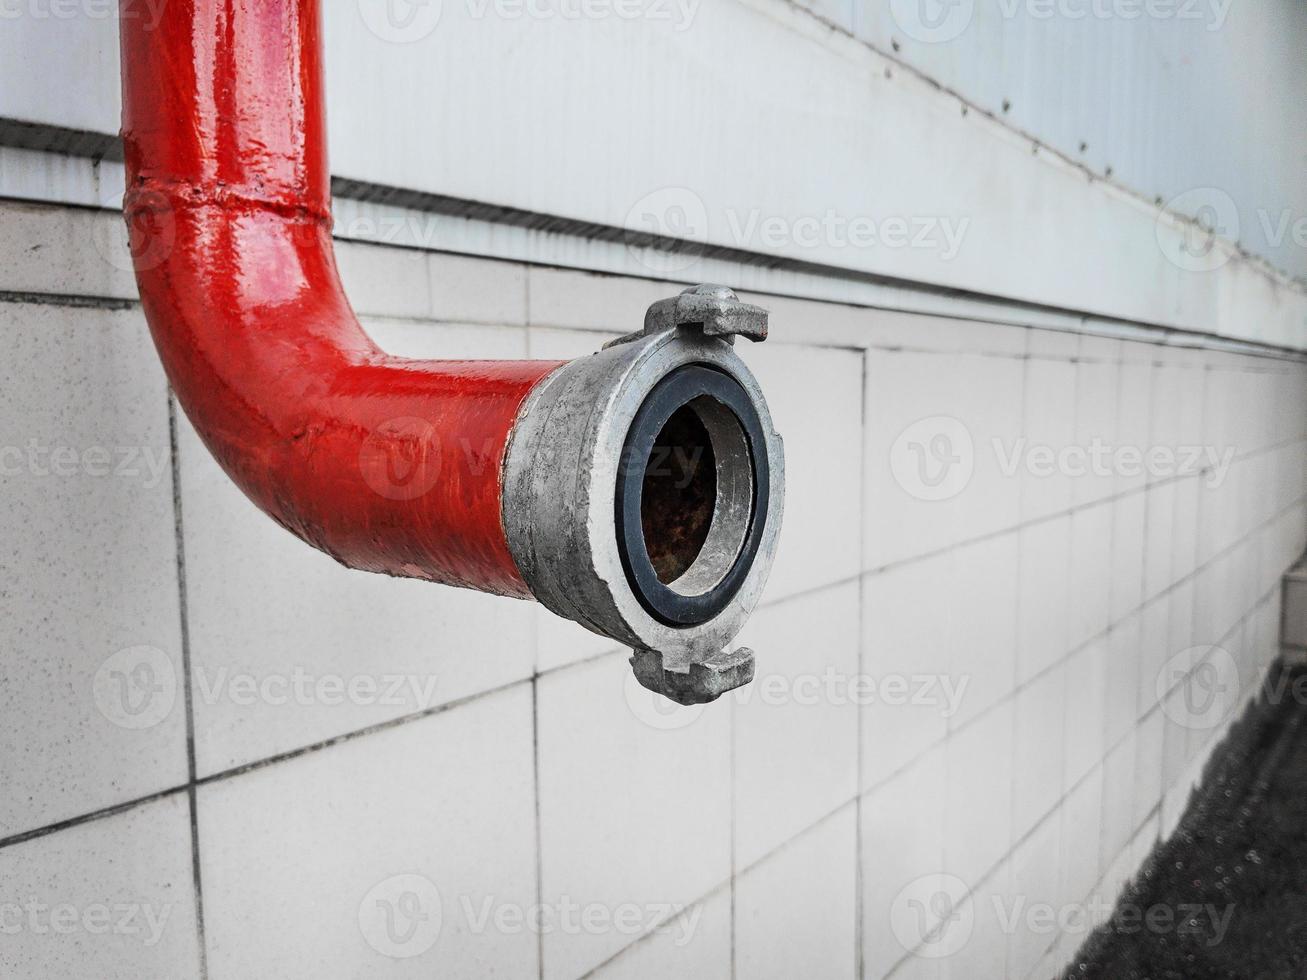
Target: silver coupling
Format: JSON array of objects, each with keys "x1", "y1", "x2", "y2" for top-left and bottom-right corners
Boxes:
[{"x1": 501, "y1": 285, "x2": 785, "y2": 704}]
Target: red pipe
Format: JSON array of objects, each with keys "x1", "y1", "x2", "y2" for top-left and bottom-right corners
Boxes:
[{"x1": 119, "y1": 0, "x2": 562, "y2": 597}]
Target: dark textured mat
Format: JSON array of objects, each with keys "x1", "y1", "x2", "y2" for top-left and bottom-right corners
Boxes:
[{"x1": 1067, "y1": 661, "x2": 1307, "y2": 980}]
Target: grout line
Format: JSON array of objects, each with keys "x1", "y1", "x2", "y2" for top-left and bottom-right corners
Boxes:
[
  {"x1": 532, "y1": 676, "x2": 545, "y2": 980},
  {"x1": 0, "y1": 786, "x2": 190, "y2": 851},
  {"x1": 168, "y1": 394, "x2": 209, "y2": 979},
  {"x1": 854, "y1": 348, "x2": 869, "y2": 980},
  {"x1": 3, "y1": 494, "x2": 1300, "y2": 864},
  {"x1": 729, "y1": 696, "x2": 737, "y2": 980},
  {"x1": 192, "y1": 677, "x2": 533, "y2": 789}
]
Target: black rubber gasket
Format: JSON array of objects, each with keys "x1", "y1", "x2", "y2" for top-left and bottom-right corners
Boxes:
[{"x1": 614, "y1": 364, "x2": 770, "y2": 627}]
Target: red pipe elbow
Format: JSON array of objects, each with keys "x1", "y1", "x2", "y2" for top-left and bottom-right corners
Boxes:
[{"x1": 119, "y1": 0, "x2": 561, "y2": 597}]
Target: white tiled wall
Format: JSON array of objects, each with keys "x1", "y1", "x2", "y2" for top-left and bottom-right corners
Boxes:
[{"x1": 2, "y1": 198, "x2": 1306, "y2": 979}]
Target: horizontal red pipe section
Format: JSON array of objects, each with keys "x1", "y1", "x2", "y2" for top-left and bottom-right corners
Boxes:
[{"x1": 119, "y1": 0, "x2": 561, "y2": 596}]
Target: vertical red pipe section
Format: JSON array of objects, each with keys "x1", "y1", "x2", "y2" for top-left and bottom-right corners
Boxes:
[{"x1": 120, "y1": 0, "x2": 561, "y2": 597}]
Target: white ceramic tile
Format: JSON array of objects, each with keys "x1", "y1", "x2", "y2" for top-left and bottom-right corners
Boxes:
[
  {"x1": 733, "y1": 584, "x2": 859, "y2": 868},
  {"x1": 1005, "y1": 812, "x2": 1063, "y2": 979},
  {"x1": 943, "y1": 702, "x2": 1014, "y2": 888},
  {"x1": 0, "y1": 795, "x2": 200, "y2": 980},
  {"x1": 1019, "y1": 354, "x2": 1076, "y2": 521},
  {"x1": 1142, "y1": 479, "x2": 1175, "y2": 602},
  {"x1": 363, "y1": 316, "x2": 528, "y2": 360},
  {"x1": 1015, "y1": 516, "x2": 1072, "y2": 684},
  {"x1": 1058, "y1": 766, "x2": 1103, "y2": 907},
  {"x1": 735, "y1": 808, "x2": 857, "y2": 980},
  {"x1": 178, "y1": 323, "x2": 536, "y2": 776},
  {"x1": 862, "y1": 554, "x2": 955, "y2": 789},
  {"x1": 864, "y1": 350, "x2": 1022, "y2": 569},
  {"x1": 1109, "y1": 490, "x2": 1147, "y2": 623},
  {"x1": 747, "y1": 342, "x2": 863, "y2": 598},
  {"x1": 526, "y1": 267, "x2": 676, "y2": 332},
  {"x1": 1102, "y1": 613, "x2": 1141, "y2": 749},
  {"x1": 537, "y1": 656, "x2": 731, "y2": 980},
  {"x1": 1062, "y1": 640, "x2": 1106, "y2": 792},
  {"x1": 335, "y1": 239, "x2": 431, "y2": 319},
  {"x1": 942, "y1": 863, "x2": 1012, "y2": 980},
  {"x1": 1135, "y1": 597, "x2": 1171, "y2": 721},
  {"x1": 1071, "y1": 355, "x2": 1119, "y2": 506},
  {"x1": 589, "y1": 891, "x2": 731, "y2": 980},
  {"x1": 947, "y1": 533, "x2": 1020, "y2": 727},
  {"x1": 198, "y1": 685, "x2": 537, "y2": 980},
  {"x1": 1011, "y1": 665, "x2": 1066, "y2": 841},
  {"x1": 861, "y1": 746, "x2": 947, "y2": 980},
  {"x1": 1132, "y1": 708, "x2": 1165, "y2": 830},
  {"x1": 428, "y1": 251, "x2": 527, "y2": 325},
  {"x1": 0, "y1": 304, "x2": 186, "y2": 837},
  {"x1": 1067, "y1": 503, "x2": 1113, "y2": 650},
  {"x1": 0, "y1": 200, "x2": 139, "y2": 301},
  {"x1": 1114, "y1": 360, "x2": 1152, "y2": 495},
  {"x1": 1098, "y1": 729, "x2": 1137, "y2": 875}
]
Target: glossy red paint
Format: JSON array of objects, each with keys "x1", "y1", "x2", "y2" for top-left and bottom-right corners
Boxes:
[{"x1": 119, "y1": 0, "x2": 563, "y2": 596}]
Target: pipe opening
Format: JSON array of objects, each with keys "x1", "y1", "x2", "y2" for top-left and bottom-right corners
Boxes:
[
  {"x1": 642, "y1": 404, "x2": 717, "y2": 584},
  {"x1": 616, "y1": 365, "x2": 770, "y2": 627}
]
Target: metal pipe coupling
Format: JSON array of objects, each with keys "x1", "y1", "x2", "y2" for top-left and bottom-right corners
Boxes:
[{"x1": 502, "y1": 285, "x2": 786, "y2": 705}]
